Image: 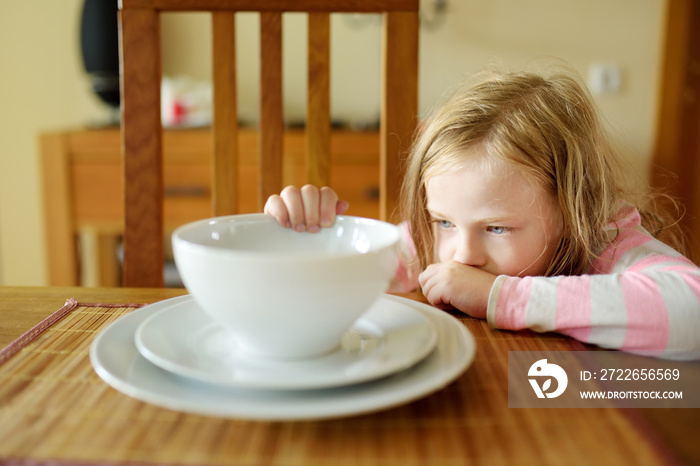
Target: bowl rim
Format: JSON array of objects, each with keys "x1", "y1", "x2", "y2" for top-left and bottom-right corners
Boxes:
[{"x1": 172, "y1": 213, "x2": 401, "y2": 261}]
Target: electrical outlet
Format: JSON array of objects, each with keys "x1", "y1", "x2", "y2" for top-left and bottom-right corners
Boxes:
[{"x1": 588, "y1": 63, "x2": 622, "y2": 96}]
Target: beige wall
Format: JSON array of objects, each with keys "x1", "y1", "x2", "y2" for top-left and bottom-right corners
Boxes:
[
  {"x1": 0, "y1": 0, "x2": 665, "y2": 286},
  {"x1": 0, "y1": 1, "x2": 106, "y2": 286}
]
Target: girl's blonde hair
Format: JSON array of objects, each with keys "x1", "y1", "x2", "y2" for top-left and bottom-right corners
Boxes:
[{"x1": 400, "y1": 66, "x2": 682, "y2": 276}]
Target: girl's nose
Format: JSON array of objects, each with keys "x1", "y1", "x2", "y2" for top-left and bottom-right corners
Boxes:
[{"x1": 453, "y1": 234, "x2": 487, "y2": 267}]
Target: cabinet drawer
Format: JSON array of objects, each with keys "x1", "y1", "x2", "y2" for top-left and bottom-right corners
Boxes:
[{"x1": 70, "y1": 128, "x2": 381, "y2": 229}]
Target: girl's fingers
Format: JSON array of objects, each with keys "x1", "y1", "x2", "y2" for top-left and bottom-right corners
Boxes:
[
  {"x1": 418, "y1": 264, "x2": 438, "y2": 289},
  {"x1": 300, "y1": 185, "x2": 321, "y2": 232},
  {"x1": 263, "y1": 194, "x2": 291, "y2": 228},
  {"x1": 336, "y1": 200, "x2": 350, "y2": 215},
  {"x1": 266, "y1": 185, "x2": 348, "y2": 233},
  {"x1": 319, "y1": 187, "x2": 340, "y2": 227},
  {"x1": 418, "y1": 264, "x2": 448, "y2": 309},
  {"x1": 279, "y1": 186, "x2": 306, "y2": 231}
]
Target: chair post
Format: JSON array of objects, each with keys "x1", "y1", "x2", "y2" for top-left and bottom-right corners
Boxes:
[
  {"x1": 212, "y1": 11, "x2": 239, "y2": 216},
  {"x1": 380, "y1": 10, "x2": 419, "y2": 223},
  {"x1": 120, "y1": 7, "x2": 165, "y2": 287},
  {"x1": 306, "y1": 13, "x2": 331, "y2": 187},
  {"x1": 259, "y1": 12, "x2": 285, "y2": 210}
]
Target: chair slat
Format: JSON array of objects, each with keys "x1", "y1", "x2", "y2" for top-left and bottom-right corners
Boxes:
[
  {"x1": 212, "y1": 11, "x2": 239, "y2": 216},
  {"x1": 259, "y1": 11, "x2": 284, "y2": 210},
  {"x1": 306, "y1": 13, "x2": 331, "y2": 187},
  {"x1": 121, "y1": 8, "x2": 165, "y2": 288},
  {"x1": 380, "y1": 10, "x2": 419, "y2": 223}
]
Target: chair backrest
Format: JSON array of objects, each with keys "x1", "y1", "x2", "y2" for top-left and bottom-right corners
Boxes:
[{"x1": 119, "y1": 0, "x2": 419, "y2": 287}]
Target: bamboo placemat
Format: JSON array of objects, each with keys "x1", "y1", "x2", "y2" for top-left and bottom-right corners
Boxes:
[{"x1": 0, "y1": 299, "x2": 678, "y2": 465}]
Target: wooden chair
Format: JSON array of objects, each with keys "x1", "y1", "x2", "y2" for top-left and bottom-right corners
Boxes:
[{"x1": 119, "y1": 0, "x2": 419, "y2": 287}]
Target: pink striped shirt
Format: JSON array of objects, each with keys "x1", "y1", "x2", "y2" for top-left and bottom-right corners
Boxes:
[{"x1": 396, "y1": 207, "x2": 700, "y2": 358}]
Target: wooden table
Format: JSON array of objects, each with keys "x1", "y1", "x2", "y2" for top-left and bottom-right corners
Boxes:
[{"x1": 1, "y1": 286, "x2": 698, "y2": 465}]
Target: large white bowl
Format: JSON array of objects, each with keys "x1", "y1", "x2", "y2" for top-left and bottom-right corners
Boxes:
[{"x1": 172, "y1": 214, "x2": 400, "y2": 359}]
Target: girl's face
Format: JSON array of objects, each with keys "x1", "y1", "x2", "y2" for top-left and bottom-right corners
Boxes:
[{"x1": 425, "y1": 144, "x2": 564, "y2": 277}]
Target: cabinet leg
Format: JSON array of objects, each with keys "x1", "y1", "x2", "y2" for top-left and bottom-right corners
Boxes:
[{"x1": 78, "y1": 229, "x2": 120, "y2": 287}]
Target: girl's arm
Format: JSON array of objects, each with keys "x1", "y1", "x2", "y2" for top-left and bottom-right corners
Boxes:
[{"x1": 489, "y1": 226, "x2": 700, "y2": 359}]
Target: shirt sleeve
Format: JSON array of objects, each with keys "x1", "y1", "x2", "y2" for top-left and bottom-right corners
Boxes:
[
  {"x1": 388, "y1": 221, "x2": 421, "y2": 293},
  {"x1": 487, "y1": 208, "x2": 700, "y2": 359}
]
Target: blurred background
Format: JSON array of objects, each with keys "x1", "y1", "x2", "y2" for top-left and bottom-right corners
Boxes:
[{"x1": 0, "y1": 0, "x2": 667, "y2": 286}]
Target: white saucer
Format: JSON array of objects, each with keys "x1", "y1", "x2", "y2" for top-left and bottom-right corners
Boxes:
[
  {"x1": 90, "y1": 294, "x2": 476, "y2": 421},
  {"x1": 134, "y1": 296, "x2": 438, "y2": 390}
]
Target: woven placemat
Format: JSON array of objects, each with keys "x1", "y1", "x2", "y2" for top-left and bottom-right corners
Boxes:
[{"x1": 0, "y1": 300, "x2": 676, "y2": 465}]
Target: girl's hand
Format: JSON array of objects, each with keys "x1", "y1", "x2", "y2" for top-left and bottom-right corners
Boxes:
[
  {"x1": 418, "y1": 261, "x2": 498, "y2": 319},
  {"x1": 264, "y1": 185, "x2": 349, "y2": 233}
]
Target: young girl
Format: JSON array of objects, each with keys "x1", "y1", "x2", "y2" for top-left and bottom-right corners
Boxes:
[{"x1": 264, "y1": 66, "x2": 700, "y2": 358}]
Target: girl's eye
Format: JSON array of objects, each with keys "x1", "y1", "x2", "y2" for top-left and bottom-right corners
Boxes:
[
  {"x1": 488, "y1": 226, "x2": 510, "y2": 235},
  {"x1": 431, "y1": 219, "x2": 453, "y2": 229}
]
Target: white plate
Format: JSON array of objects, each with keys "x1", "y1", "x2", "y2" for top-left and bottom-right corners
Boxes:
[
  {"x1": 134, "y1": 296, "x2": 438, "y2": 390},
  {"x1": 90, "y1": 294, "x2": 476, "y2": 421}
]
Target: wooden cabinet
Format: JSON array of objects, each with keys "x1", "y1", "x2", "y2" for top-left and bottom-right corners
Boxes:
[{"x1": 41, "y1": 127, "x2": 381, "y2": 286}]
